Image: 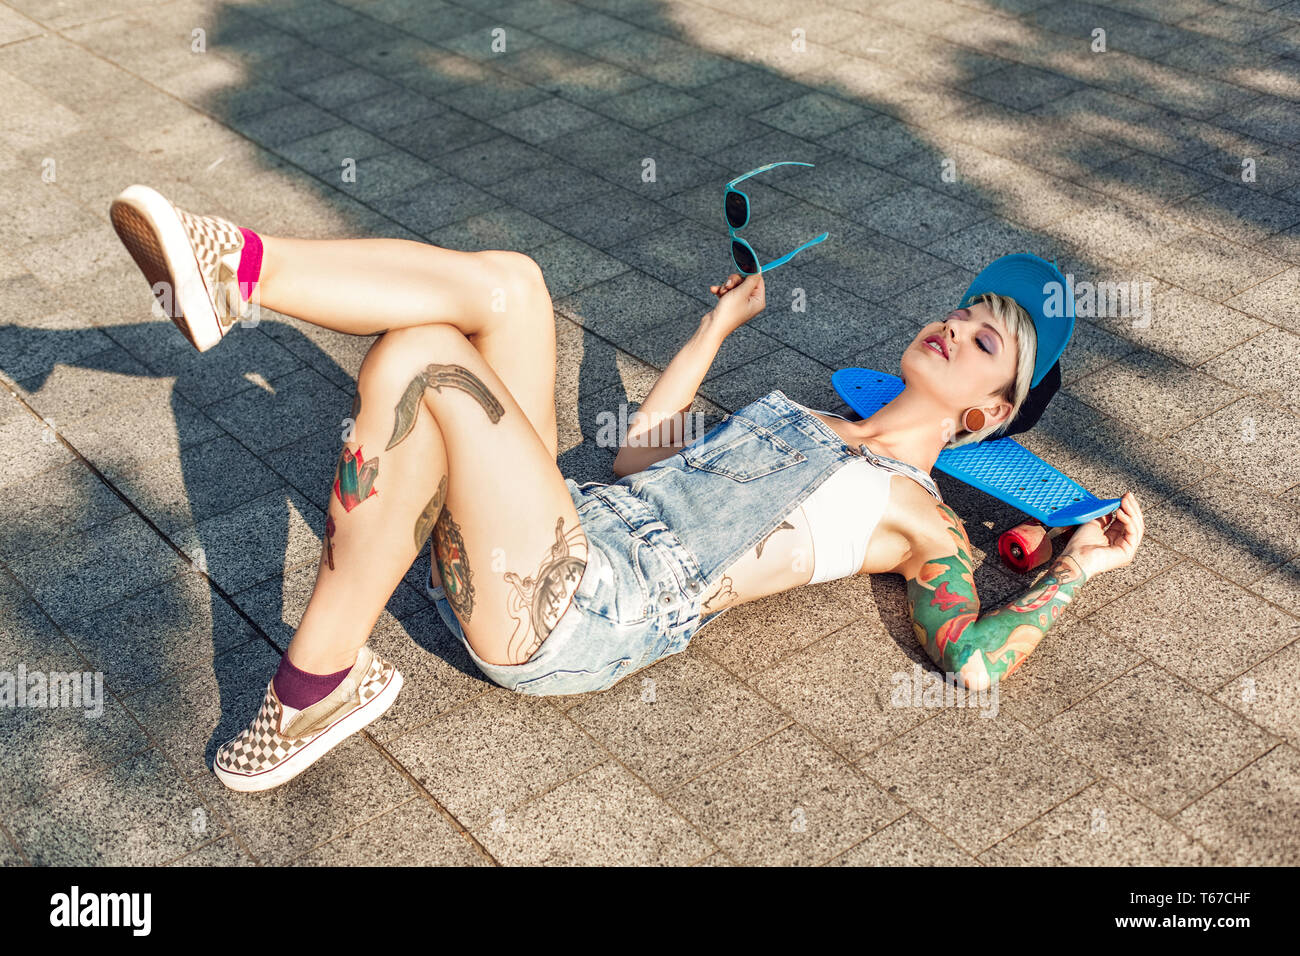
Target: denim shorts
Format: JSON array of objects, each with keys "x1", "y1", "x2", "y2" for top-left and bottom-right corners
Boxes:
[{"x1": 430, "y1": 477, "x2": 712, "y2": 696}]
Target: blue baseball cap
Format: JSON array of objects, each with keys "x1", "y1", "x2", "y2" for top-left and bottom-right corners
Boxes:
[{"x1": 960, "y1": 253, "x2": 1076, "y2": 390}]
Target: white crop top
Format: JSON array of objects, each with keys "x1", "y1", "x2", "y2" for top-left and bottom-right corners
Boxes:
[{"x1": 792, "y1": 405, "x2": 943, "y2": 584}]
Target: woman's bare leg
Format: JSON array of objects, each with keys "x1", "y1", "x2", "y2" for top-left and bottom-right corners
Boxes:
[
  {"x1": 286, "y1": 322, "x2": 586, "y2": 673},
  {"x1": 256, "y1": 235, "x2": 533, "y2": 339},
  {"x1": 255, "y1": 235, "x2": 562, "y2": 591}
]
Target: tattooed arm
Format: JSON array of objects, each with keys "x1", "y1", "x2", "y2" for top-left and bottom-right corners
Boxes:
[{"x1": 900, "y1": 503, "x2": 1090, "y2": 691}]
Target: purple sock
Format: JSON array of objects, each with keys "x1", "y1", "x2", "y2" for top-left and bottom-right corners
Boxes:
[{"x1": 272, "y1": 654, "x2": 354, "y2": 710}]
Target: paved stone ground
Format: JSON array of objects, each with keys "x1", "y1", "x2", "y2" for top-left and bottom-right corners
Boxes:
[{"x1": 1, "y1": 0, "x2": 1298, "y2": 866}]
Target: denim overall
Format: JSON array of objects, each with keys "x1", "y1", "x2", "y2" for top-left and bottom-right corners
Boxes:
[{"x1": 430, "y1": 388, "x2": 941, "y2": 696}]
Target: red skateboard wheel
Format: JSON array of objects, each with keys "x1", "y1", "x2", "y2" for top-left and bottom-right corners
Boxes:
[{"x1": 999, "y1": 521, "x2": 1054, "y2": 573}]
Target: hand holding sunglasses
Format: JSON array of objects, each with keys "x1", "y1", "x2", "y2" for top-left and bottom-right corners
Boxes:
[
  {"x1": 724, "y1": 161, "x2": 830, "y2": 275},
  {"x1": 705, "y1": 271, "x2": 767, "y2": 339}
]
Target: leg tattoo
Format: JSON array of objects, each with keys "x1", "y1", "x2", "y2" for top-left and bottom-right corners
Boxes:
[
  {"x1": 433, "y1": 505, "x2": 475, "y2": 621},
  {"x1": 388, "y1": 363, "x2": 505, "y2": 450},
  {"x1": 503, "y1": 518, "x2": 587, "y2": 663},
  {"x1": 334, "y1": 445, "x2": 379, "y2": 511},
  {"x1": 414, "y1": 474, "x2": 448, "y2": 551}
]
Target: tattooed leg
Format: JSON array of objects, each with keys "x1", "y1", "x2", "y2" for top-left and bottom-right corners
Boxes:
[
  {"x1": 501, "y1": 517, "x2": 588, "y2": 663},
  {"x1": 388, "y1": 363, "x2": 505, "y2": 450},
  {"x1": 414, "y1": 475, "x2": 448, "y2": 551},
  {"x1": 433, "y1": 504, "x2": 475, "y2": 622},
  {"x1": 906, "y1": 503, "x2": 1089, "y2": 690}
]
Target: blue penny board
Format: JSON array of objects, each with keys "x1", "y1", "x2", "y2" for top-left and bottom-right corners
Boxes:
[{"x1": 832, "y1": 368, "x2": 1123, "y2": 527}]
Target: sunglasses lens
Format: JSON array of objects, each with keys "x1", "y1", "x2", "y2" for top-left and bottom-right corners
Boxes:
[
  {"x1": 725, "y1": 191, "x2": 748, "y2": 229},
  {"x1": 732, "y1": 240, "x2": 758, "y2": 275}
]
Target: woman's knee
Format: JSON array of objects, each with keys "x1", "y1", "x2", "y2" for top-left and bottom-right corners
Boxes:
[
  {"x1": 361, "y1": 323, "x2": 468, "y2": 384},
  {"x1": 481, "y1": 250, "x2": 550, "y2": 315}
]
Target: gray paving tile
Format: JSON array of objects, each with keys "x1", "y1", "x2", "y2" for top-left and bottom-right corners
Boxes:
[
  {"x1": 1144, "y1": 468, "x2": 1300, "y2": 587},
  {"x1": 271, "y1": 124, "x2": 392, "y2": 177},
  {"x1": 289, "y1": 797, "x2": 487, "y2": 866},
  {"x1": 428, "y1": 204, "x2": 566, "y2": 252},
  {"x1": 0, "y1": 456, "x2": 130, "y2": 564},
  {"x1": 1089, "y1": 561, "x2": 1299, "y2": 692},
  {"x1": 372, "y1": 176, "x2": 504, "y2": 235},
  {"x1": 530, "y1": 234, "x2": 632, "y2": 298},
  {"x1": 61, "y1": 567, "x2": 261, "y2": 699},
  {"x1": 1173, "y1": 744, "x2": 1300, "y2": 864},
  {"x1": 1140, "y1": 229, "x2": 1289, "y2": 300},
  {"x1": 567, "y1": 651, "x2": 791, "y2": 793},
  {"x1": 187, "y1": 733, "x2": 422, "y2": 865},
  {"x1": 386, "y1": 690, "x2": 606, "y2": 830},
  {"x1": 7, "y1": 510, "x2": 191, "y2": 628},
  {"x1": 554, "y1": 268, "x2": 709, "y2": 342},
  {"x1": 1061, "y1": 346, "x2": 1244, "y2": 440},
  {"x1": 1170, "y1": 181, "x2": 1300, "y2": 246},
  {"x1": 471, "y1": 759, "x2": 712, "y2": 865},
  {"x1": 230, "y1": 99, "x2": 346, "y2": 148},
  {"x1": 700, "y1": 346, "x2": 841, "y2": 412},
  {"x1": 166, "y1": 835, "x2": 256, "y2": 866},
  {"x1": 1040, "y1": 662, "x2": 1278, "y2": 817},
  {"x1": 488, "y1": 95, "x2": 606, "y2": 144},
  {"x1": 1201, "y1": 326, "x2": 1300, "y2": 418},
  {"x1": 0, "y1": 306, "x2": 117, "y2": 384},
  {"x1": 858, "y1": 706, "x2": 1096, "y2": 855},
  {"x1": 0, "y1": 639, "x2": 151, "y2": 817},
  {"x1": 202, "y1": 364, "x2": 349, "y2": 456},
  {"x1": 981, "y1": 781, "x2": 1212, "y2": 865},
  {"x1": 7, "y1": 748, "x2": 215, "y2": 865},
  {"x1": 1211, "y1": 639, "x2": 1300, "y2": 745},
  {"x1": 112, "y1": 433, "x2": 289, "y2": 536},
  {"x1": 1224, "y1": 265, "x2": 1300, "y2": 332},
  {"x1": 539, "y1": 183, "x2": 681, "y2": 250},
  {"x1": 690, "y1": 577, "x2": 870, "y2": 681},
  {"x1": 1169, "y1": 394, "x2": 1300, "y2": 496},
  {"x1": 588, "y1": 82, "x2": 707, "y2": 130},
  {"x1": 752, "y1": 90, "x2": 872, "y2": 140},
  {"x1": 169, "y1": 486, "x2": 327, "y2": 596},
  {"x1": 828, "y1": 812, "x2": 975, "y2": 866},
  {"x1": 665, "y1": 724, "x2": 904, "y2": 866}
]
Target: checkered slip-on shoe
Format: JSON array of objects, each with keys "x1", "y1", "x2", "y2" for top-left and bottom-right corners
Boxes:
[
  {"x1": 213, "y1": 645, "x2": 403, "y2": 793},
  {"x1": 109, "y1": 183, "x2": 254, "y2": 353}
]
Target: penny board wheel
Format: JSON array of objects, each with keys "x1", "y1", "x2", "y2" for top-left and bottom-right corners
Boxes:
[{"x1": 999, "y1": 521, "x2": 1054, "y2": 573}]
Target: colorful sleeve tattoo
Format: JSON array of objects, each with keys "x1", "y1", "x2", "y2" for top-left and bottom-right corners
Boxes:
[{"x1": 905, "y1": 503, "x2": 1088, "y2": 689}]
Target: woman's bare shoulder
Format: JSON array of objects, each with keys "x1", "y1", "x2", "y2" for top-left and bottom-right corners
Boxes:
[{"x1": 885, "y1": 478, "x2": 970, "y2": 579}]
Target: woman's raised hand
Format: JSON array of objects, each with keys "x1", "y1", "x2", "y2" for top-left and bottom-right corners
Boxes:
[
  {"x1": 1062, "y1": 491, "x2": 1145, "y2": 579},
  {"x1": 705, "y1": 272, "x2": 765, "y2": 339}
]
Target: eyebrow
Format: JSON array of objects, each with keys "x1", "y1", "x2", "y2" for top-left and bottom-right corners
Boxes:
[
  {"x1": 984, "y1": 322, "x2": 1005, "y2": 350},
  {"x1": 958, "y1": 308, "x2": 1006, "y2": 350}
]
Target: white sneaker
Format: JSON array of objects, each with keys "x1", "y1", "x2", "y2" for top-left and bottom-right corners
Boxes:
[
  {"x1": 213, "y1": 645, "x2": 403, "y2": 793},
  {"x1": 109, "y1": 183, "x2": 255, "y2": 352}
]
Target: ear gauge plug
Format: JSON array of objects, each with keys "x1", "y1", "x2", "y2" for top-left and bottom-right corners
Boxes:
[{"x1": 963, "y1": 408, "x2": 985, "y2": 431}]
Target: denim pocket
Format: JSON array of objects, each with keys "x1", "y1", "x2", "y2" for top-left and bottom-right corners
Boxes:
[
  {"x1": 680, "y1": 416, "x2": 807, "y2": 481},
  {"x1": 512, "y1": 657, "x2": 633, "y2": 696}
]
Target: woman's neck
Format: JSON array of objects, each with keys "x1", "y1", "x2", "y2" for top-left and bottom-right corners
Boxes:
[{"x1": 844, "y1": 389, "x2": 955, "y2": 474}]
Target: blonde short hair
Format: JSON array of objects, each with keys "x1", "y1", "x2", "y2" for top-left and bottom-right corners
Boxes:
[{"x1": 942, "y1": 291, "x2": 1037, "y2": 450}]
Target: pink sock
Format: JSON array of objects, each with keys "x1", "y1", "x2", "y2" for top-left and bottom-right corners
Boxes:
[
  {"x1": 272, "y1": 654, "x2": 353, "y2": 710},
  {"x1": 236, "y1": 226, "x2": 263, "y2": 302}
]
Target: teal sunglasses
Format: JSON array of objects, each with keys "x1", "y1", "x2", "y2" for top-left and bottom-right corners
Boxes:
[{"x1": 724, "y1": 161, "x2": 830, "y2": 275}]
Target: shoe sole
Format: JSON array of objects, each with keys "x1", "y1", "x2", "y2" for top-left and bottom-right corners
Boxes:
[
  {"x1": 213, "y1": 667, "x2": 404, "y2": 793},
  {"x1": 109, "y1": 184, "x2": 225, "y2": 353}
]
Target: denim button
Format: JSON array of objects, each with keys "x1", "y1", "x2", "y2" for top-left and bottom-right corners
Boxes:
[
  {"x1": 659, "y1": 591, "x2": 674, "y2": 606},
  {"x1": 687, "y1": 578, "x2": 702, "y2": 594}
]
